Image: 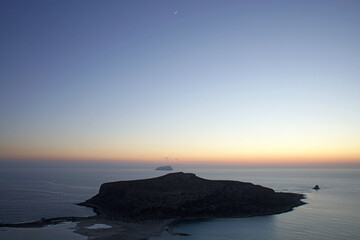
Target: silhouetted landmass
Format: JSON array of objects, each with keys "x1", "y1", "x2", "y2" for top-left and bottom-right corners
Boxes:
[
  {"x1": 1, "y1": 173, "x2": 305, "y2": 240},
  {"x1": 79, "y1": 172, "x2": 305, "y2": 220},
  {"x1": 155, "y1": 165, "x2": 173, "y2": 171},
  {"x1": 313, "y1": 185, "x2": 320, "y2": 190}
]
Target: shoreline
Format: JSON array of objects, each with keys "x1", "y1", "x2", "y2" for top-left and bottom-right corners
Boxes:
[
  {"x1": 0, "y1": 216, "x2": 175, "y2": 240},
  {"x1": 0, "y1": 202, "x2": 305, "y2": 240}
]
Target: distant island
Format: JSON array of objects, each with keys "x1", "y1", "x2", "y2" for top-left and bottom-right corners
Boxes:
[
  {"x1": 155, "y1": 165, "x2": 173, "y2": 171},
  {"x1": 79, "y1": 172, "x2": 305, "y2": 220}
]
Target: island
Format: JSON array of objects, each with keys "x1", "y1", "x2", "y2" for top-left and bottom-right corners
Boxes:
[
  {"x1": 79, "y1": 172, "x2": 305, "y2": 220},
  {"x1": 1, "y1": 173, "x2": 305, "y2": 240},
  {"x1": 155, "y1": 165, "x2": 173, "y2": 171}
]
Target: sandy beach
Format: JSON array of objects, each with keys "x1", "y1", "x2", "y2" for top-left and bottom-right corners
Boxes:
[{"x1": 74, "y1": 218, "x2": 173, "y2": 240}]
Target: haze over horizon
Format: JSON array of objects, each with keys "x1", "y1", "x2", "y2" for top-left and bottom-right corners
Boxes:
[{"x1": 1, "y1": 0, "x2": 359, "y2": 165}]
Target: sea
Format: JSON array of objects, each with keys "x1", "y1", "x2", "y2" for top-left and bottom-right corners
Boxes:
[{"x1": 0, "y1": 161, "x2": 359, "y2": 240}]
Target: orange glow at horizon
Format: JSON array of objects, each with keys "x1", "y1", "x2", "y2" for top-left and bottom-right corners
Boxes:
[
  {"x1": 1, "y1": 146, "x2": 359, "y2": 166},
  {"x1": 1, "y1": 124, "x2": 359, "y2": 165}
]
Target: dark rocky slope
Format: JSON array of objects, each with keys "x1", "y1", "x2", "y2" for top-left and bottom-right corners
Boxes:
[{"x1": 80, "y1": 172, "x2": 305, "y2": 220}]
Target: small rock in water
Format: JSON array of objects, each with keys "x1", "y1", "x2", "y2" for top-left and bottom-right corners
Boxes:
[{"x1": 313, "y1": 185, "x2": 320, "y2": 190}]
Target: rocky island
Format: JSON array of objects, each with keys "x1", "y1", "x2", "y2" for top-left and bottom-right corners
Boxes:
[
  {"x1": 155, "y1": 165, "x2": 173, "y2": 171},
  {"x1": 79, "y1": 172, "x2": 305, "y2": 220},
  {"x1": 1, "y1": 172, "x2": 305, "y2": 240}
]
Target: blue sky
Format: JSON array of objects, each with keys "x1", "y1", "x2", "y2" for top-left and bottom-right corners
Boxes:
[{"x1": 0, "y1": 0, "x2": 359, "y2": 163}]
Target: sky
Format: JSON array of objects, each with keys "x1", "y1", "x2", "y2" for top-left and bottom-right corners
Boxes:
[{"x1": 0, "y1": 0, "x2": 359, "y2": 165}]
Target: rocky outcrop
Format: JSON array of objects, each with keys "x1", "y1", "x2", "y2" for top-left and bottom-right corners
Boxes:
[
  {"x1": 79, "y1": 172, "x2": 305, "y2": 220},
  {"x1": 313, "y1": 185, "x2": 320, "y2": 190}
]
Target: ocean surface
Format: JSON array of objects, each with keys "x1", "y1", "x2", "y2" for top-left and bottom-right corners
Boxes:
[{"x1": 0, "y1": 162, "x2": 359, "y2": 240}]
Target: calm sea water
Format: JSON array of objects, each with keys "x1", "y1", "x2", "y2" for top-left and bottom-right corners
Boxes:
[{"x1": 0, "y1": 162, "x2": 359, "y2": 240}]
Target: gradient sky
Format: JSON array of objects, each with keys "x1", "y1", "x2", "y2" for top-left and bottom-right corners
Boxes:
[{"x1": 1, "y1": 0, "x2": 359, "y2": 165}]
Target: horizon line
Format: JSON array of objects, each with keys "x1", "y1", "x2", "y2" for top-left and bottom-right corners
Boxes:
[{"x1": 1, "y1": 157, "x2": 359, "y2": 168}]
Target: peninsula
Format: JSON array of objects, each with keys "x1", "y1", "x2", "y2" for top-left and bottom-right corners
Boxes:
[{"x1": 80, "y1": 172, "x2": 305, "y2": 220}]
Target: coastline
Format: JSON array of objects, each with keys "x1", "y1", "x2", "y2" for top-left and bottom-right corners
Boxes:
[
  {"x1": 0, "y1": 202, "x2": 306, "y2": 240},
  {"x1": 0, "y1": 216, "x2": 174, "y2": 240}
]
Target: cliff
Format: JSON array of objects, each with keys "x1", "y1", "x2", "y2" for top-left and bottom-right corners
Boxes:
[{"x1": 79, "y1": 172, "x2": 305, "y2": 220}]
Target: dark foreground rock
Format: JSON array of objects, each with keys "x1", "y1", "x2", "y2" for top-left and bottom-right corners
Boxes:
[{"x1": 79, "y1": 172, "x2": 305, "y2": 220}]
